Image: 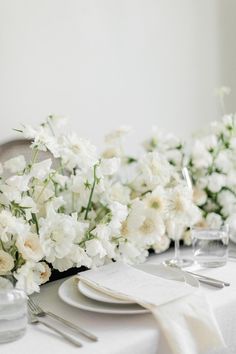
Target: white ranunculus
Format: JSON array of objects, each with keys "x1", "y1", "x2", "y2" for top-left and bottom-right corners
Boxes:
[
  {"x1": 0, "y1": 250, "x2": 14, "y2": 275},
  {"x1": 207, "y1": 173, "x2": 226, "y2": 193},
  {"x1": 4, "y1": 155, "x2": 26, "y2": 173}
]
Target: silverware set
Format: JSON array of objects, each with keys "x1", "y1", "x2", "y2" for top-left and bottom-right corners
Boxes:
[{"x1": 28, "y1": 297, "x2": 98, "y2": 347}]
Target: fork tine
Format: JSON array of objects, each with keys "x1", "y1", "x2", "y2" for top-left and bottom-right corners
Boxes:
[{"x1": 28, "y1": 297, "x2": 41, "y2": 312}]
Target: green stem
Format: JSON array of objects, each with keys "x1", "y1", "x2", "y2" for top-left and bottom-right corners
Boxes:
[{"x1": 84, "y1": 165, "x2": 98, "y2": 220}]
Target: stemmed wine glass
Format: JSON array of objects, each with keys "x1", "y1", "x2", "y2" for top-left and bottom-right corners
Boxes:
[{"x1": 163, "y1": 167, "x2": 194, "y2": 268}]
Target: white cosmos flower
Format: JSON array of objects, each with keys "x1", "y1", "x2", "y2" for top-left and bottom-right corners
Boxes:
[
  {"x1": 207, "y1": 173, "x2": 226, "y2": 193},
  {"x1": 0, "y1": 250, "x2": 14, "y2": 275},
  {"x1": 58, "y1": 134, "x2": 98, "y2": 171},
  {"x1": 16, "y1": 232, "x2": 43, "y2": 262},
  {"x1": 143, "y1": 186, "x2": 168, "y2": 215},
  {"x1": 4, "y1": 155, "x2": 26, "y2": 173}
]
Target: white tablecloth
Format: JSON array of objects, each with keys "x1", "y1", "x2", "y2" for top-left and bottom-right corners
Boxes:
[{"x1": 2, "y1": 249, "x2": 236, "y2": 354}]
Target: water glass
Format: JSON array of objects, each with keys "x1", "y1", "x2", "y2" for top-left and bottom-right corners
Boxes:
[
  {"x1": 0, "y1": 277, "x2": 27, "y2": 343},
  {"x1": 191, "y1": 226, "x2": 229, "y2": 268}
]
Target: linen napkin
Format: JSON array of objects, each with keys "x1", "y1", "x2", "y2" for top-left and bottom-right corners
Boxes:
[{"x1": 77, "y1": 262, "x2": 225, "y2": 354}]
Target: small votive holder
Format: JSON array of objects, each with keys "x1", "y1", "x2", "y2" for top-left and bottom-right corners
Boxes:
[
  {"x1": 191, "y1": 225, "x2": 229, "y2": 268},
  {"x1": 0, "y1": 277, "x2": 27, "y2": 344}
]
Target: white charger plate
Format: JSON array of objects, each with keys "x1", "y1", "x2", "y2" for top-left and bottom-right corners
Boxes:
[{"x1": 58, "y1": 264, "x2": 199, "y2": 315}]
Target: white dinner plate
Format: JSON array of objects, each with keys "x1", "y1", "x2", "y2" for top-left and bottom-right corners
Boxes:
[
  {"x1": 58, "y1": 264, "x2": 199, "y2": 315},
  {"x1": 58, "y1": 277, "x2": 148, "y2": 314}
]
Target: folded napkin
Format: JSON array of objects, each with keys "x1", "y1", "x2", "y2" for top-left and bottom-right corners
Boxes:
[{"x1": 77, "y1": 262, "x2": 225, "y2": 354}]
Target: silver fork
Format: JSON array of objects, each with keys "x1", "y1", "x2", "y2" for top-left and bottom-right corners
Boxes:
[
  {"x1": 28, "y1": 297, "x2": 98, "y2": 341},
  {"x1": 28, "y1": 309, "x2": 83, "y2": 347}
]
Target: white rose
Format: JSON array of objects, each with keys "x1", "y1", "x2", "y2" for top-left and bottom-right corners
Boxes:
[{"x1": 16, "y1": 233, "x2": 43, "y2": 262}]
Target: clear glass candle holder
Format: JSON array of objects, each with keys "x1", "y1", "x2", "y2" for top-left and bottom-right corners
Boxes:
[
  {"x1": 191, "y1": 225, "x2": 229, "y2": 268},
  {"x1": 0, "y1": 277, "x2": 27, "y2": 344}
]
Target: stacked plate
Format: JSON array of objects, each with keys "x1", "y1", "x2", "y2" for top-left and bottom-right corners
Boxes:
[{"x1": 58, "y1": 264, "x2": 199, "y2": 315}]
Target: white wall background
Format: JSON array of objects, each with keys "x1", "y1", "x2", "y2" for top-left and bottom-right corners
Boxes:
[{"x1": 0, "y1": 0, "x2": 235, "y2": 149}]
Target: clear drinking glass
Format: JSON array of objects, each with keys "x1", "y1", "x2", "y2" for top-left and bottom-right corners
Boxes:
[
  {"x1": 191, "y1": 225, "x2": 229, "y2": 267},
  {"x1": 0, "y1": 277, "x2": 27, "y2": 343}
]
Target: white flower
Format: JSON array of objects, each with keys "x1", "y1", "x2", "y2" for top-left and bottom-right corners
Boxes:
[
  {"x1": 15, "y1": 261, "x2": 48, "y2": 294},
  {"x1": 16, "y1": 232, "x2": 43, "y2": 262},
  {"x1": 116, "y1": 240, "x2": 148, "y2": 264},
  {"x1": 109, "y1": 182, "x2": 131, "y2": 205},
  {"x1": 6, "y1": 174, "x2": 31, "y2": 193},
  {"x1": 137, "y1": 152, "x2": 172, "y2": 189},
  {"x1": 143, "y1": 186, "x2": 168, "y2": 215},
  {"x1": 39, "y1": 207, "x2": 77, "y2": 264},
  {"x1": 85, "y1": 239, "x2": 107, "y2": 258},
  {"x1": 108, "y1": 201, "x2": 128, "y2": 234},
  {"x1": 215, "y1": 151, "x2": 233, "y2": 173},
  {"x1": 4, "y1": 155, "x2": 26, "y2": 173},
  {"x1": 206, "y1": 213, "x2": 223, "y2": 229},
  {"x1": 153, "y1": 235, "x2": 171, "y2": 254},
  {"x1": 19, "y1": 196, "x2": 38, "y2": 220},
  {"x1": 0, "y1": 210, "x2": 27, "y2": 243},
  {"x1": 207, "y1": 173, "x2": 226, "y2": 193},
  {"x1": 217, "y1": 190, "x2": 236, "y2": 217},
  {"x1": 191, "y1": 140, "x2": 213, "y2": 169},
  {"x1": 0, "y1": 250, "x2": 14, "y2": 275},
  {"x1": 193, "y1": 187, "x2": 207, "y2": 206},
  {"x1": 58, "y1": 134, "x2": 98, "y2": 171},
  {"x1": 99, "y1": 158, "x2": 120, "y2": 176},
  {"x1": 30, "y1": 159, "x2": 52, "y2": 180}
]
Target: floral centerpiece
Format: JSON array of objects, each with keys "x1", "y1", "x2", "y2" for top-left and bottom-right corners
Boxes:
[{"x1": 0, "y1": 117, "x2": 199, "y2": 294}]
